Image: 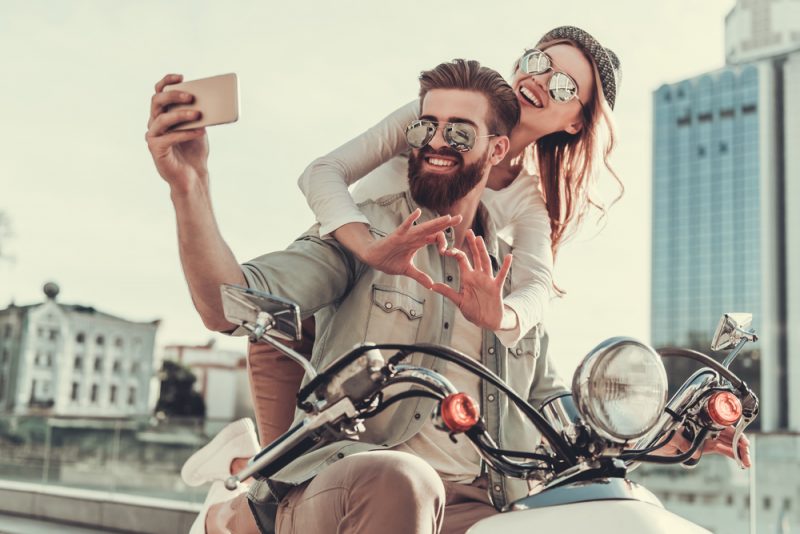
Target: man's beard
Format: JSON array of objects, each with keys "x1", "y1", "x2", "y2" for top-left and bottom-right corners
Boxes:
[{"x1": 407, "y1": 146, "x2": 489, "y2": 213}]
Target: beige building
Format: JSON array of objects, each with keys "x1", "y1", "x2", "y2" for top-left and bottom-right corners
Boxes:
[{"x1": 0, "y1": 283, "x2": 159, "y2": 417}]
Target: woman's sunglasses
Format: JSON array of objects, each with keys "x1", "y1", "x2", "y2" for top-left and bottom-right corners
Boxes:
[{"x1": 518, "y1": 49, "x2": 583, "y2": 105}]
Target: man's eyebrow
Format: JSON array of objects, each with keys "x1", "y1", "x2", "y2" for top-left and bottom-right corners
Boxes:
[{"x1": 419, "y1": 114, "x2": 480, "y2": 128}]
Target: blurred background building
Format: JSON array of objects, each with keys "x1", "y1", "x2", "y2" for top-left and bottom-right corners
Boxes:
[
  {"x1": 0, "y1": 283, "x2": 159, "y2": 418},
  {"x1": 651, "y1": 0, "x2": 800, "y2": 433}
]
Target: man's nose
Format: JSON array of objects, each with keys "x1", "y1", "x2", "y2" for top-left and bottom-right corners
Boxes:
[{"x1": 428, "y1": 126, "x2": 449, "y2": 150}]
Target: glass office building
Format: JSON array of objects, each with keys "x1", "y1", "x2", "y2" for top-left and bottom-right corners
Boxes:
[
  {"x1": 651, "y1": 0, "x2": 800, "y2": 431},
  {"x1": 651, "y1": 66, "x2": 762, "y2": 350}
]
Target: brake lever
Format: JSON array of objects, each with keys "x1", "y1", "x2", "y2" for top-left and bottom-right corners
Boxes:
[{"x1": 731, "y1": 391, "x2": 758, "y2": 469}]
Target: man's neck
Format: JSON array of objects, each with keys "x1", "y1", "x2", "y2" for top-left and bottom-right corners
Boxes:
[{"x1": 440, "y1": 184, "x2": 485, "y2": 248}]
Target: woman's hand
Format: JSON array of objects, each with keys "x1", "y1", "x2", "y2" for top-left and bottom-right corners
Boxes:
[
  {"x1": 658, "y1": 425, "x2": 751, "y2": 468},
  {"x1": 430, "y1": 229, "x2": 513, "y2": 331},
  {"x1": 145, "y1": 74, "x2": 209, "y2": 194}
]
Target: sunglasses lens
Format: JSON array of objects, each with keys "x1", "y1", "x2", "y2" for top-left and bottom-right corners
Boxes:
[
  {"x1": 549, "y1": 72, "x2": 578, "y2": 103},
  {"x1": 445, "y1": 124, "x2": 476, "y2": 152},
  {"x1": 521, "y1": 50, "x2": 549, "y2": 75},
  {"x1": 406, "y1": 120, "x2": 435, "y2": 148}
]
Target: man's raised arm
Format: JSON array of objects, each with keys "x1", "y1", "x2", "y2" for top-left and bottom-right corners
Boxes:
[{"x1": 145, "y1": 73, "x2": 245, "y2": 331}]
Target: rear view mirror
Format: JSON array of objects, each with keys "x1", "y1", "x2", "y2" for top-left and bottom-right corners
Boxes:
[
  {"x1": 711, "y1": 313, "x2": 753, "y2": 351},
  {"x1": 220, "y1": 284, "x2": 302, "y2": 342}
]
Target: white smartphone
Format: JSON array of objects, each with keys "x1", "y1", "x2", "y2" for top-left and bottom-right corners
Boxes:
[{"x1": 164, "y1": 73, "x2": 239, "y2": 131}]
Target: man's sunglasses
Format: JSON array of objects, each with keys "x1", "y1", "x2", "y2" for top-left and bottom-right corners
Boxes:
[
  {"x1": 405, "y1": 120, "x2": 496, "y2": 152},
  {"x1": 518, "y1": 49, "x2": 583, "y2": 105}
]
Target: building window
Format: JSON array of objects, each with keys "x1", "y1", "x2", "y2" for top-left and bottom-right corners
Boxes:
[
  {"x1": 3, "y1": 324, "x2": 11, "y2": 338},
  {"x1": 0, "y1": 374, "x2": 5, "y2": 398},
  {"x1": 74, "y1": 356, "x2": 83, "y2": 370},
  {"x1": 46, "y1": 353, "x2": 53, "y2": 367},
  {"x1": 720, "y1": 108, "x2": 735, "y2": 118},
  {"x1": 1, "y1": 348, "x2": 8, "y2": 364},
  {"x1": 697, "y1": 146, "x2": 706, "y2": 157},
  {"x1": 128, "y1": 387, "x2": 136, "y2": 406},
  {"x1": 113, "y1": 360, "x2": 121, "y2": 373},
  {"x1": 94, "y1": 357, "x2": 103, "y2": 372},
  {"x1": 764, "y1": 497, "x2": 772, "y2": 510},
  {"x1": 110, "y1": 385, "x2": 117, "y2": 404},
  {"x1": 742, "y1": 104, "x2": 757, "y2": 114},
  {"x1": 114, "y1": 338, "x2": 123, "y2": 349},
  {"x1": 90, "y1": 384, "x2": 98, "y2": 403},
  {"x1": 726, "y1": 494, "x2": 734, "y2": 506},
  {"x1": 719, "y1": 142, "x2": 729, "y2": 154},
  {"x1": 71, "y1": 382, "x2": 79, "y2": 401},
  {"x1": 698, "y1": 112, "x2": 713, "y2": 123},
  {"x1": 37, "y1": 328, "x2": 44, "y2": 338},
  {"x1": 131, "y1": 362, "x2": 140, "y2": 374},
  {"x1": 76, "y1": 333, "x2": 85, "y2": 344},
  {"x1": 676, "y1": 115, "x2": 691, "y2": 126},
  {"x1": 34, "y1": 352, "x2": 41, "y2": 366},
  {"x1": 49, "y1": 329, "x2": 58, "y2": 341},
  {"x1": 96, "y1": 335, "x2": 104, "y2": 346}
]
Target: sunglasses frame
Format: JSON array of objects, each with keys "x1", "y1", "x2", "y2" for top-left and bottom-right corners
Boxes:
[
  {"x1": 405, "y1": 119, "x2": 496, "y2": 153},
  {"x1": 518, "y1": 49, "x2": 584, "y2": 106}
]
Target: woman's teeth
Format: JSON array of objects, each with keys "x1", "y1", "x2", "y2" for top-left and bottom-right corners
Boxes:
[
  {"x1": 426, "y1": 157, "x2": 456, "y2": 167},
  {"x1": 520, "y1": 86, "x2": 542, "y2": 108}
]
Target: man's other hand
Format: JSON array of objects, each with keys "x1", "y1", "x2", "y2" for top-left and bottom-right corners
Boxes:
[
  {"x1": 360, "y1": 209, "x2": 460, "y2": 289},
  {"x1": 430, "y1": 229, "x2": 512, "y2": 331}
]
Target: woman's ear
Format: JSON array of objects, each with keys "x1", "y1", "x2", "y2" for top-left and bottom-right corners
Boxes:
[{"x1": 564, "y1": 119, "x2": 584, "y2": 135}]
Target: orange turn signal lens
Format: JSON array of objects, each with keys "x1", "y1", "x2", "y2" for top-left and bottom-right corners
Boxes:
[
  {"x1": 707, "y1": 391, "x2": 742, "y2": 426},
  {"x1": 440, "y1": 393, "x2": 480, "y2": 433}
]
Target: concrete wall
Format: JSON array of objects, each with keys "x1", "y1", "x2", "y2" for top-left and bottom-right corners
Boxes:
[{"x1": 0, "y1": 480, "x2": 198, "y2": 534}]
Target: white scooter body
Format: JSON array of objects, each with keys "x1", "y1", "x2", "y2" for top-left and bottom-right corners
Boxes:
[
  {"x1": 467, "y1": 479, "x2": 711, "y2": 534},
  {"x1": 468, "y1": 498, "x2": 710, "y2": 534}
]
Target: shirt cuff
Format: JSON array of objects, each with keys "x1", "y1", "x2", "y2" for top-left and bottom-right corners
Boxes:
[
  {"x1": 494, "y1": 306, "x2": 522, "y2": 348},
  {"x1": 318, "y1": 212, "x2": 372, "y2": 239}
]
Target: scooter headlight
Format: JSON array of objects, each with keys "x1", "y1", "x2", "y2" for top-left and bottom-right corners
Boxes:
[{"x1": 572, "y1": 337, "x2": 668, "y2": 443}]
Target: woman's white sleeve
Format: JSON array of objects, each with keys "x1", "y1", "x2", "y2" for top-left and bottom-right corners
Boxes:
[
  {"x1": 487, "y1": 176, "x2": 554, "y2": 347},
  {"x1": 298, "y1": 100, "x2": 419, "y2": 237}
]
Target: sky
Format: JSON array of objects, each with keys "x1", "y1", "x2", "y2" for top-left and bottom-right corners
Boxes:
[{"x1": 0, "y1": 0, "x2": 736, "y2": 377}]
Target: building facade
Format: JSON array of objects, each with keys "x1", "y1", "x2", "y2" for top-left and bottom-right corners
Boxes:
[
  {"x1": 0, "y1": 283, "x2": 159, "y2": 417},
  {"x1": 651, "y1": 0, "x2": 800, "y2": 432},
  {"x1": 162, "y1": 341, "x2": 251, "y2": 426}
]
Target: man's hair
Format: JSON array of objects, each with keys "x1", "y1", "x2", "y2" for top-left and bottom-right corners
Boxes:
[{"x1": 418, "y1": 59, "x2": 520, "y2": 136}]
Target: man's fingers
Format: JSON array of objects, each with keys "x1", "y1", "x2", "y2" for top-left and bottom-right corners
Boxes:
[
  {"x1": 148, "y1": 109, "x2": 203, "y2": 137},
  {"x1": 399, "y1": 209, "x2": 422, "y2": 233},
  {"x1": 405, "y1": 265, "x2": 434, "y2": 289},
  {"x1": 465, "y1": 230, "x2": 483, "y2": 272},
  {"x1": 155, "y1": 73, "x2": 184, "y2": 94},
  {"x1": 436, "y1": 232, "x2": 447, "y2": 254},
  {"x1": 146, "y1": 128, "x2": 206, "y2": 152},
  {"x1": 445, "y1": 247, "x2": 473, "y2": 273},
  {"x1": 475, "y1": 234, "x2": 492, "y2": 273},
  {"x1": 496, "y1": 254, "x2": 513, "y2": 286},
  {"x1": 430, "y1": 283, "x2": 461, "y2": 305},
  {"x1": 411, "y1": 214, "x2": 456, "y2": 237},
  {"x1": 150, "y1": 89, "x2": 194, "y2": 123}
]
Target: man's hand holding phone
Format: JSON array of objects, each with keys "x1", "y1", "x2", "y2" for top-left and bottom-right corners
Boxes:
[{"x1": 146, "y1": 74, "x2": 210, "y2": 195}]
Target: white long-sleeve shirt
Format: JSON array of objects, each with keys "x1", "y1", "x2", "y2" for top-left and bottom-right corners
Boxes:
[{"x1": 298, "y1": 101, "x2": 553, "y2": 346}]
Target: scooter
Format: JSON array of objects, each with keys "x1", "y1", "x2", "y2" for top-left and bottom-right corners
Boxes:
[{"x1": 219, "y1": 284, "x2": 759, "y2": 534}]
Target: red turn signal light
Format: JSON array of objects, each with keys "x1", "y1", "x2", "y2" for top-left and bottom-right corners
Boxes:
[
  {"x1": 707, "y1": 391, "x2": 742, "y2": 426},
  {"x1": 440, "y1": 393, "x2": 480, "y2": 433}
]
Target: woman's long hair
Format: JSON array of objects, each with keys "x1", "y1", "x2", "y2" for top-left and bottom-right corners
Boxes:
[{"x1": 529, "y1": 43, "x2": 624, "y2": 263}]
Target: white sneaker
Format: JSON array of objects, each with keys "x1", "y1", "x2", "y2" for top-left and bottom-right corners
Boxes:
[
  {"x1": 181, "y1": 418, "x2": 260, "y2": 487},
  {"x1": 189, "y1": 480, "x2": 247, "y2": 534}
]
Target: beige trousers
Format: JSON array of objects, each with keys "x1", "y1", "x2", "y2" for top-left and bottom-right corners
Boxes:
[{"x1": 213, "y1": 325, "x2": 498, "y2": 533}]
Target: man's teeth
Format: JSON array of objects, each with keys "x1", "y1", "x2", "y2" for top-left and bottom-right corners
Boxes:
[
  {"x1": 520, "y1": 86, "x2": 542, "y2": 107},
  {"x1": 426, "y1": 158, "x2": 456, "y2": 167}
]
